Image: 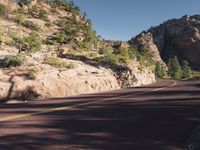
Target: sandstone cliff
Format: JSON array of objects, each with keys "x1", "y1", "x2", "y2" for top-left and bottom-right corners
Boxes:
[
  {"x1": 0, "y1": 58, "x2": 155, "y2": 101},
  {"x1": 0, "y1": 0, "x2": 155, "y2": 102},
  {"x1": 132, "y1": 15, "x2": 200, "y2": 68}
]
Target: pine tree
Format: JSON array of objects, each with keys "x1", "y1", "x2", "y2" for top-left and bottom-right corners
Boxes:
[
  {"x1": 182, "y1": 60, "x2": 192, "y2": 79},
  {"x1": 155, "y1": 62, "x2": 166, "y2": 78},
  {"x1": 168, "y1": 56, "x2": 182, "y2": 79}
]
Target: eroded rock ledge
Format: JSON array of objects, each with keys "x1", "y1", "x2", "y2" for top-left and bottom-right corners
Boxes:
[{"x1": 0, "y1": 59, "x2": 155, "y2": 102}]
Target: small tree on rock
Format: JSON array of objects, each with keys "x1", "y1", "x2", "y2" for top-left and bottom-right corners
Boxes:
[
  {"x1": 168, "y1": 56, "x2": 182, "y2": 79},
  {"x1": 181, "y1": 60, "x2": 192, "y2": 79},
  {"x1": 155, "y1": 62, "x2": 166, "y2": 78}
]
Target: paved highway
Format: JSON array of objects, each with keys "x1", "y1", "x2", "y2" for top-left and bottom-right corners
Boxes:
[{"x1": 0, "y1": 80, "x2": 200, "y2": 150}]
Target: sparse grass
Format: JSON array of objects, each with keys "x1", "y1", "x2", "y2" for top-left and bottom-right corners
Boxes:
[{"x1": 44, "y1": 57, "x2": 74, "y2": 69}]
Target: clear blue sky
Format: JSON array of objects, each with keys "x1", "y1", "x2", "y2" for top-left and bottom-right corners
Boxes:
[{"x1": 71, "y1": 0, "x2": 200, "y2": 41}]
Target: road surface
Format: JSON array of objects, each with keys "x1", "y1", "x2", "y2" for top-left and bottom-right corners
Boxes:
[{"x1": 0, "y1": 79, "x2": 200, "y2": 150}]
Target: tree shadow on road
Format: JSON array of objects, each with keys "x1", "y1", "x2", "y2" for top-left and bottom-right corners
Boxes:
[{"x1": 0, "y1": 81, "x2": 200, "y2": 150}]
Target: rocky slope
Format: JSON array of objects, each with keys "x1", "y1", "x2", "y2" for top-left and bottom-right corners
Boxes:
[
  {"x1": 0, "y1": 0, "x2": 155, "y2": 101},
  {"x1": 0, "y1": 59, "x2": 155, "y2": 101},
  {"x1": 131, "y1": 15, "x2": 200, "y2": 68}
]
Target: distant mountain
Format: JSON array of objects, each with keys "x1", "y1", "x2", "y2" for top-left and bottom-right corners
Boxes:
[{"x1": 131, "y1": 15, "x2": 200, "y2": 69}]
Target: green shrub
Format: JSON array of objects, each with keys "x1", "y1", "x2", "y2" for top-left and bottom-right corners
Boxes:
[
  {"x1": 44, "y1": 36, "x2": 58, "y2": 45},
  {"x1": 128, "y1": 46, "x2": 138, "y2": 59},
  {"x1": 38, "y1": 9, "x2": 49, "y2": 21},
  {"x1": 6, "y1": 38, "x2": 15, "y2": 47},
  {"x1": 168, "y1": 56, "x2": 182, "y2": 79},
  {"x1": 14, "y1": 32, "x2": 43, "y2": 52},
  {"x1": 45, "y1": 30, "x2": 73, "y2": 45},
  {"x1": 121, "y1": 54, "x2": 130, "y2": 63},
  {"x1": 0, "y1": 4, "x2": 6, "y2": 16},
  {"x1": 15, "y1": 15, "x2": 25, "y2": 25},
  {"x1": 22, "y1": 32, "x2": 43, "y2": 52},
  {"x1": 66, "y1": 53, "x2": 89, "y2": 61},
  {"x1": 49, "y1": 0, "x2": 67, "y2": 8},
  {"x1": 181, "y1": 60, "x2": 192, "y2": 79},
  {"x1": 23, "y1": 21, "x2": 40, "y2": 31},
  {"x1": 44, "y1": 57, "x2": 74, "y2": 68},
  {"x1": 97, "y1": 54, "x2": 120, "y2": 66},
  {"x1": 155, "y1": 62, "x2": 166, "y2": 78},
  {"x1": 137, "y1": 48, "x2": 155, "y2": 69},
  {"x1": 97, "y1": 46, "x2": 140, "y2": 66},
  {"x1": 1, "y1": 54, "x2": 25, "y2": 68},
  {"x1": 13, "y1": 36, "x2": 24, "y2": 51},
  {"x1": 55, "y1": 31, "x2": 67, "y2": 43},
  {"x1": 99, "y1": 47, "x2": 112, "y2": 55},
  {"x1": 49, "y1": 0, "x2": 80, "y2": 14},
  {"x1": 115, "y1": 48, "x2": 132, "y2": 63},
  {"x1": 76, "y1": 41, "x2": 93, "y2": 51},
  {"x1": 140, "y1": 48, "x2": 147, "y2": 54},
  {"x1": 8, "y1": 30, "x2": 17, "y2": 39},
  {"x1": 191, "y1": 71, "x2": 200, "y2": 80}
]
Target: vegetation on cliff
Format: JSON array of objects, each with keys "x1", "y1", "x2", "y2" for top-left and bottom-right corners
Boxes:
[
  {"x1": 4, "y1": 0, "x2": 199, "y2": 92},
  {"x1": 0, "y1": 0, "x2": 155, "y2": 74}
]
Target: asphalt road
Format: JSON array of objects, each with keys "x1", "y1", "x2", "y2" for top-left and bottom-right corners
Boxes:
[{"x1": 0, "y1": 79, "x2": 200, "y2": 150}]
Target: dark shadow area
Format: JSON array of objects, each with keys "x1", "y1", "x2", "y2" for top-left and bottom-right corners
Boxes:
[
  {"x1": 1, "y1": 85, "x2": 41, "y2": 103},
  {"x1": 194, "y1": 83, "x2": 200, "y2": 88},
  {"x1": 0, "y1": 80, "x2": 200, "y2": 150},
  {"x1": 0, "y1": 68, "x2": 41, "y2": 102}
]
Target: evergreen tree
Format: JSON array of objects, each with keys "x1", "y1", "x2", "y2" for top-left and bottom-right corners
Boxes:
[
  {"x1": 168, "y1": 56, "x2": 182, "y2": 79},
  {"x1": 182, "y1": 60, "x2": 192, "y2": 79},
  {"x1": 155, "y1": 62, "x2": 166, "y2": 78}
]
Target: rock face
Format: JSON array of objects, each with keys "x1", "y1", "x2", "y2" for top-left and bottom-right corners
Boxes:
[
  {"x1": 0, "y1": 60, "x2": 155, "y2": 101},
  {"x1": 118, "y1": 61, "x2": 155, "y2": 87},
  {"x1": 132, "y1": 15, "x2": 200, "y2": 67},
  {"x1": 131, "y1": 32, "x2": 165, "y2": 65},
  {"x1": 0, "y1": 63, "x2": 119, "y2": 101},
  {"x1": 0, "y1": 1, "x2": 156, "y2": 102}
]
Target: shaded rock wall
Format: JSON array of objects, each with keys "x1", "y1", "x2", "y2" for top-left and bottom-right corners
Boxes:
[{"x1": 132, "y1": 15, "x2": 200, "y2": 67}]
